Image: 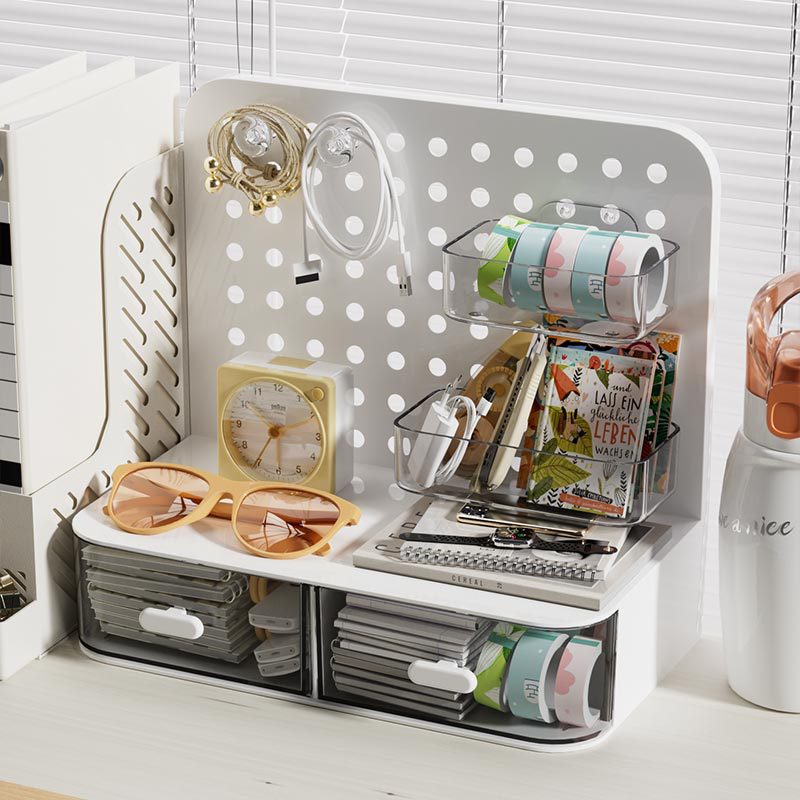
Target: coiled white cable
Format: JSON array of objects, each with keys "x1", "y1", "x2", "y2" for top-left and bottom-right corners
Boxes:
[
  {"x1": 300, "y1": 111, "x2": 412, "y2": 295},
  {"x1": 435, "y1": 395, "x2": 479, "y2": 484}
]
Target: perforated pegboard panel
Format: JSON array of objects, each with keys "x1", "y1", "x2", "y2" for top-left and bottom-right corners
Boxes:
[{"x1": 183, "y1": 78, "x2": 718, "y2": 522}]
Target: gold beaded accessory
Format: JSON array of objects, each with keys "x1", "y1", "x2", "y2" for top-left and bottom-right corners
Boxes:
[{"x1": 204, "y1": 104, "x2": 309, "y2": 216}]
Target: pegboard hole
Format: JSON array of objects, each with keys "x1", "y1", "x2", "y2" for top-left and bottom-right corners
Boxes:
[
  {"x1": 266, "y1": 291, "x2": 284, "y2": 310},
  {"x1": 386, "y1": 132, "x2": 405, "y2": 152},
  {"x1": 470, "y1": 363, "x2": 482, "y2": 378},
  {"x1": 265, "y1": 207, "x2": 282, "y2": 224},
  {"x1": 351, "y1": 430, "x2": 365, "y2": 449},
  {"x1": 345, "y1": 171, "x2": 364, "y2": 191},
  {"x1": 386, "y1": 264, "x2": 399, "y2": 285},
  {"x1": 428, "y1": 271, "x2": 444, "y2": 291},
  {"x1": 306, "y1": 296, "x2": 324, "y2": 316},
  {"x1": 428, "y1": 357, "x2": 447, "y2": 377},
  {"x1": 346, "y1": 302, "x2": 364, "y2": 322},
  {"x1": 387, "y1": 351, "x2": 405, "y2": 370},
  {"x1": 388, "y1": 394, "x2": 405, "y2": 413},
  {"x1": 312, "y1": 168, "x2": 323, "y2": 187},
  {"x1": 387, "y1": 308, "x2": 405, "y2": 327},
  {"x1": 513, "y1": 193, "x2": 533, "y2": 214},
  {"x1": 428, "y1": 227, "x2": 447, "y2": 247},
  {"x1": 470, "y1": 187, "x2": 490, "y2": 208},
  {"x1": 346, "y1": 216, "x2": 364, "y2": 235},
  {"x1": 514, "y1": 147, "x2": 534, "y2": 168},
  {"x1": 470, "y1": 324, "x2": 489, "y2": 340},
  {"x1": 558, "y1": 153, "x2": 578, "y2": 173},
  {"x1": 227, "y1": 285, "x2": 244, "y2": 304},
  {"x1": 428, "y1": 314, "x2": 447, "y2": 334},
  {"x1": 346, "y1": 260, "x2": 364, "y2": 279},
  {"x1": 228, "y1": 327, "x2": 245, "y2": 346},
  {"x1": 267, "y1": 333, "x2": 284, "y2": 352},
  {"x1": 646, "y1": 209, "x2": 666, "y2": 230},
  {"x1": 346, "y1": 345, "x2": 365, "y2": 364},
  {"x1": 428, "y1": 137, "x2": 448, "y2": 157},
  {"x1": 393, "y1": 176, "x2": 406, "y2": 196},
  {"x1": 226, "y1": 242, "x2": 243, "y2": 262},
  {"x1": 428, "y1": 182, "x2": 448, "y2": 202},
  {"x1": 602, "y1": 158, "x2": 622, "y2": 179},
  {"x1": 389, "y1": 483, "x2": 406, "y2": 502},
  {"x1": 648, "y1": 163, "x2": 668, "y2": 184},
  {"x1": 349, "y1": 387, "x2": 365, "y2": 407},
  {"x1": 266, "y1": 248, "x2": 283, "y2": 267},
  {"x1": 306, "y1": 339, "x2": 324, "y2": 358},
  {"x1": 226, "y1": 200, "x2": 243, "y2": 219},
  {"x1": 473, "y1": 232, "x2": 489, "y2": 252},
  {"x1": 351, "y1": 476, "x2": 365, "y2": 495},
  {"x1": 387, "y1": 437, "x2": 396, "y2": 454},
  {"x1": 471, "y1": 142, "x2": 491, "y2": 163}
]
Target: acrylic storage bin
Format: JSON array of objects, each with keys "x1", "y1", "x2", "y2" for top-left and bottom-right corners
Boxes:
[
  {"x1": 317, "y1": 588, "x2": 616, "y2": 747},
  {"x1": 394, "y1": 389, "x2": 679, "y2": 527},
  {"x1": 443, "y1": 202, "x2": 678, "y2": 345},
  {"x1": 76, "y1": 540, "x2": 309, "y2": 694}
]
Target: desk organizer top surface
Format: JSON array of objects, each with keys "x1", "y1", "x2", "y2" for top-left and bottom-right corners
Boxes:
[{"x1": 183, "y1": 77, "x2": 718, "y2": 524}]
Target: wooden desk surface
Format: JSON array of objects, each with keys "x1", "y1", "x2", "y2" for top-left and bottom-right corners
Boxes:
[{"x1": 0, "y1": 637, "x2": 796, "y2": 800}]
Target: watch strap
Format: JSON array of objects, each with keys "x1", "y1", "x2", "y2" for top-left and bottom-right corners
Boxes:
[{"x1": 397, "y1": 532, "x2": 493, "y2": 547}]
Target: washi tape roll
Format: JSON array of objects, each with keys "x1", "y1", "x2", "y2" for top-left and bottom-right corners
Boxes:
[
  {"x1": 506, "y1": 629, "x2": 569, "y2": 723},
  {"x1": 554, "y1": 636, "x2": 603, "y2": 728},
  {"x1": 570, "y1": 230, "x2": 619, "y2": 319},
  {"x1": 604, "y1": 231, "x2": 667, "y2": 326},
  {"x1": 473, "y1": 622, "x2": 526, "y2": 711},
  {"x1": 504, "y1": 222, "x2": 559, "y2": 310},
  {"x1": 478, "y1": 215, "x2": 535, "y2": 306},
  {"x1": 542, "y1": 224, "x2": 597, "y2": 315}
]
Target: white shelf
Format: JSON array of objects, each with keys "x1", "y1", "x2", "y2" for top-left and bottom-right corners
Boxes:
[{"x1": 73, "y1": 434, "x2": 700, "y2": 629}]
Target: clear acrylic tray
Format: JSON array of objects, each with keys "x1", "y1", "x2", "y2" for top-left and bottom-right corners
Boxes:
[
  {"x1": 394, "y1": 389, "x2": 679, "y2": 527},
  {"x1": 442, "y1": 202, "x2": 678, "y2": 346}
]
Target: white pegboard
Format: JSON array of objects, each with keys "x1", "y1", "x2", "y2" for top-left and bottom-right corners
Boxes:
[{"x1": 182, "y1": 77, "x2": 718, "y2": 523}]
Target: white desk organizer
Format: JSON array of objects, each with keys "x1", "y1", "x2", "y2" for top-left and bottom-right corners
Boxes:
[
  {"x1": 71, "y1": 75, "x2": 719, "y2": 751},
  {"x1": 0, "y1": 64, "x2": 183, "y2": 680}
]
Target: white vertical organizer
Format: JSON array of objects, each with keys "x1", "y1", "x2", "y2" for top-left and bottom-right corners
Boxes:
[
  {"x1": 71, "y1": 75, "x2": 719, "y2": 749},
  {"x1": 0, "y1": 61, "x2": 186, "y2": 679}
]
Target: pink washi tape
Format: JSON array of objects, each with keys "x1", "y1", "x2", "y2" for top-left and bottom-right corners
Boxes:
[
  {"x1": 554, "y1": 636, "x2": 603, "y2": 728},
  {"x1": 542, "y1": 224, "x2": 596, "y2": 315}
]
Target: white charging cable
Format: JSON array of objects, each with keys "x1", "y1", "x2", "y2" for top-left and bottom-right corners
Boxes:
[
  {"x1": 298, "y1": 111, "x2": 412, "y2": 295},
  {"x1": 408, "y1": 382, "x2": 495, "y2": 489}
]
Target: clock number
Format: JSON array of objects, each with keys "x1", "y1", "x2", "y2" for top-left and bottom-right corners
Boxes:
[
  {"x1": 315, "y1": 432, "x2": 321, "y2": 442},
  {"x1": 235, "y1": 420, "x2": 242, "y2": 428},
  {"x1": 273, "y1": 383, "x2": 284, "y2": 392},
  {"x1": 276, "y1": 466, "x2": 282, "y2": 475},
  {"x1": 254, "y1": 386, "x2": 262, "y2": 396},
  {"x1": 241, "y1": 441, "x2": 248, "y2": 449},
  {"x1": 310, "y1": 452, "x2": 316, "y2": 461}
]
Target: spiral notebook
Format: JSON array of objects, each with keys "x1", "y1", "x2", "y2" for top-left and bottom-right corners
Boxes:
[{"x1": 352, "y1": 499, "x2": 671, "y2": 610}]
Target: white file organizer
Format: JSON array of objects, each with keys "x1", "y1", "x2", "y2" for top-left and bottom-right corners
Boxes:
[
  {"x1": 71, "y1": 76, "x2": 719, "y2": 750},
  {"x1": 0, "y1": 63, "x2": 183, "y2": 680}
]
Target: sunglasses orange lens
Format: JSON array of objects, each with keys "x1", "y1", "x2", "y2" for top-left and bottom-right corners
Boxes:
[
  {"x1": 111, "y1": 467, "x2": 210, "y2": 530},
  {"x1": 235, "y1": 488, "x2": 341, "y2": 555}
]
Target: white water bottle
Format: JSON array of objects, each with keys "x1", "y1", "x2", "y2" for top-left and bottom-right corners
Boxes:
[{"x1": 719, "y1": 272, "x2": 800, "y2": 711}]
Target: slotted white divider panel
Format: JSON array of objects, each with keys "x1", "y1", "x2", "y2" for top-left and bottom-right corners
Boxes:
[{"x1": 183, "y1": 76, "x2": 718, "y2": 524}]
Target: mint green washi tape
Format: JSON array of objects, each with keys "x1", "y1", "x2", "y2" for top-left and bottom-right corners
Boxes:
[
  {"x1": 473, "y1": 622, "x2": 526, "y2": 711},
  {"x1": 506, "y1": 629, "x2": 569, "y2": 723},
  {"x1": 570, "y1": 229, "x2": 619, "y2": 319},
  {"x1": 505, "y1": 222, "x2": 559, "y2": 310},
  {"x1": 477, "y1": 215, "x2": 534, "y2": 306}
]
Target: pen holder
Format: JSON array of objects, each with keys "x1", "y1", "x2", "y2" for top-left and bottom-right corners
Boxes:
[
  {"x1": 442, "y1": 202, "x2": 678, "y2": 346},
  {"x1": 394, "y1": 390, "x2": 679, "y2": 527}
]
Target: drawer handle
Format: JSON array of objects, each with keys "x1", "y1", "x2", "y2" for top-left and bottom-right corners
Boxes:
[
  {"x1": 138, "y1": 607, "x2": 204, "y2": 640},
  {"x1": 408, "y1": 659, "x2": 477, "y2": 694}
]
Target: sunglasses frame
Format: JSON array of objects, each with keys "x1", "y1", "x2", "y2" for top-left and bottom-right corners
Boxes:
[{"x1": 105, "y1": 462, "x2": 362, "y2": 560}]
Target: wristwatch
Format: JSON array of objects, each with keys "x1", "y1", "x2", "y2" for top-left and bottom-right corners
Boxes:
[{"x1": 397, "y1": 526, "x2": 616, "y2": 556}]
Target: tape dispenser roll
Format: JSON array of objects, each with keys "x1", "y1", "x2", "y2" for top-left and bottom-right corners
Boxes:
[
  {"x1": 542, "y1": 224, "x2": 597, "y2": 315},
  {"x1": 504, "y1": 222, "x2": 559, "y2": 310},
  {"x1": 554, "y1": 635, "x2": 603, "y2": 728},
  {"x1": 506, "y1": 629, "x2": 569, "y2": 723},
  {"x1": 478, "y1": 215, "x2": 534, "y2": 306},
  {"x1": 604, "y1": 231, "x2": 668, "y2": 326},
  {"x1": 473, "y1": 622, "x2": 526, "y2": 711}
]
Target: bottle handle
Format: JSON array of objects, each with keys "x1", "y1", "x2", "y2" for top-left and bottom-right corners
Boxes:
[{"x1": 746, "y1": 273, "x2": 800, "y2": 403}]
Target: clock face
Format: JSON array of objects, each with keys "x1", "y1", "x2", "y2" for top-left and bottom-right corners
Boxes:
[{"x1": 222, "y1": 378, "x2": 325, "y2": 483}]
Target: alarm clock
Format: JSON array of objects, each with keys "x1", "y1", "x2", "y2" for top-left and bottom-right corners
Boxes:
[{"x1": 217, "y1": 352, "x2": 354, "y2": 492}]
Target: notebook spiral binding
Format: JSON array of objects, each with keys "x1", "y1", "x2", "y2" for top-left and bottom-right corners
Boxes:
[{"x1": 398, "y1": 545, "x2": 599, "y2": 583}]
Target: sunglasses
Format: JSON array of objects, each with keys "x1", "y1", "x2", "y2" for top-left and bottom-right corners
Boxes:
[{"x1": 104, "y1": 463, "x2": 361, "y2": 560}]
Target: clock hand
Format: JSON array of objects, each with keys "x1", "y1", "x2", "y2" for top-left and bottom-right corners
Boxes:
[
  {"x1": 244, "y1": 401, "x2": 273, "y2": 428},
  {"x1": 280, "y1": 414, "x2": 315, "y2": 432},
  {"x1": 276, "y1": 437, "x2": 282, "y2": 472},
  {"x1": 253, "y1": 436, "x2": 273, "y2": 469}
]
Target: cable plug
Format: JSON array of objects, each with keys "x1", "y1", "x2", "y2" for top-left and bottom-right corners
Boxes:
[
  {"x1": 293, "y1": 257, "x2": 323, "y2": 285},
  {"x1": 476, "y1": 387, "x2": 497, "y2": 418},
  {"x1": 398, "y1": 251, "x2": 413, "y2": 297}
]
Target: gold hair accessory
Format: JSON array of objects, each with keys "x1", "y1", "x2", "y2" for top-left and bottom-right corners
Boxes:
[{"x1": 204, "y1": 104, "x2": 309, "y2": 216}]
